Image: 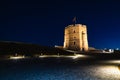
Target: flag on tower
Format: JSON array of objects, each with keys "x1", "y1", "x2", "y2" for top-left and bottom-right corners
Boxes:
[{"x1": 73, "y1": 17, "x2": 76, "y2": 24}]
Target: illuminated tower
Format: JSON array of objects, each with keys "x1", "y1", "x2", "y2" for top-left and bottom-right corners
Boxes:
[{"x1": 63, "y1": 24, "x2": 89, "y2": 51}]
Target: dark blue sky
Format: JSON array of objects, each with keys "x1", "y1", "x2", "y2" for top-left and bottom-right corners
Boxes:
[{"x1": 1, "y1": 0, "x2": 120, "y2": 49}]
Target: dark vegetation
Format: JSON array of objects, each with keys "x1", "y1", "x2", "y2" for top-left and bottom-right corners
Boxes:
[
  {"x1": 0, "y1": 41, "x2": 120, "y2": 60},
  {"x1": 0, "y1": 41, "x2": 73, "y2": 57}
]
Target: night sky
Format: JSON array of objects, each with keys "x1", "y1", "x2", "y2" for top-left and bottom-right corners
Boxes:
[{"x1": 1, "y1": 0, "x2": 120, "y2": 49}]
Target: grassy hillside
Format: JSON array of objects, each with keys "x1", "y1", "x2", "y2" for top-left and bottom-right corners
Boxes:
[{"x1": 0, "y1": 41, "x2": 73, "y2": 56}]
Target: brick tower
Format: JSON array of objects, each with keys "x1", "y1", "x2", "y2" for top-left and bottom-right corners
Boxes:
[{"x1": 63, "y1": 24, "x2": 89, "y2": 51}]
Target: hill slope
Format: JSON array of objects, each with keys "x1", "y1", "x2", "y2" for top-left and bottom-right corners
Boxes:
[{"x1": 0, "y1": 41, "x2": 73, "y2": 56}]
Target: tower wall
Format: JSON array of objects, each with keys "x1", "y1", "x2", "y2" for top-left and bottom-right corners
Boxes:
[{"x1": 63, "y1": 24, "x2": 89, "y2": 51}]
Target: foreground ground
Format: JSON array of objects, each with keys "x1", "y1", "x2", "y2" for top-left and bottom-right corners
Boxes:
[{"x1": 0, "y1": 57, "x2": 120, "y2": 80}]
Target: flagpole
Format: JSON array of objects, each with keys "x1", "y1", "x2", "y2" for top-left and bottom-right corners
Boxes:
[{"x1": 73, "y1": 17, "x2": 76, "y2": 26}]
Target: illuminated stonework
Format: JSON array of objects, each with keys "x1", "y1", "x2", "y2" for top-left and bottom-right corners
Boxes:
[{"x1": 63, "y1": 24, "x2": 89, "y2": 51}]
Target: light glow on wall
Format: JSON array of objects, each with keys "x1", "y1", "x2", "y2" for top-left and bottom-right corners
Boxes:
[
  {"x1": 38, "y1": 54, "x2": 89, "y2": 59},
  {"x1": 10, "y1": 56, "x2": 25, "y2": 59}
]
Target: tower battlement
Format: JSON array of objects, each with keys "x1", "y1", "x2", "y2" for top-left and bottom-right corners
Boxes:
[{"x1": 65, "y1": 24, "x2": 86, "y2": 29}]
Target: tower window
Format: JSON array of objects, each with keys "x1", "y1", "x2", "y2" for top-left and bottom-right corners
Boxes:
[
  {"x1": 74, "y1": 30, "x2": 75, "y2": 33},
  {"x1": 74, "y1": 37, "x2": 76, "y2": 39},
  {"x1": 74, "y1": 42, "x2": 76, "y2": 45}
]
